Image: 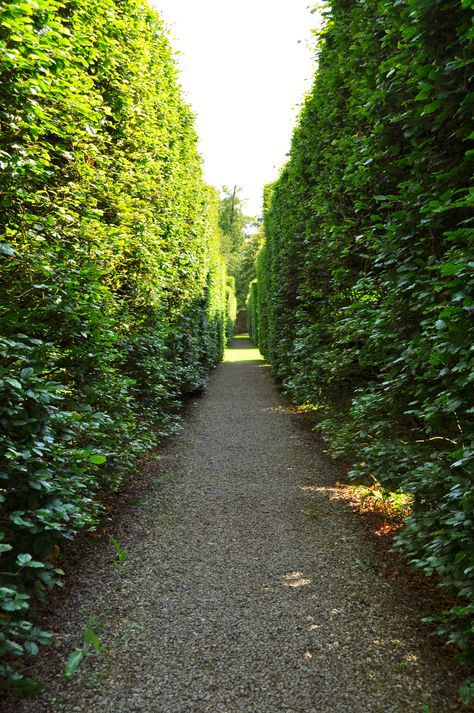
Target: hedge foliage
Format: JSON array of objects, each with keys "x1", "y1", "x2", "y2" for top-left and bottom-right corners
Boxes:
[
  {"x1": 252, "y1": 0, "x2": 474, "y2": 669},
  {"x1": 0, "y1": 0, "x2": 231, "y2": 689},
  {"x1": 225, "y1": 276, "x2": 238, "y2": 343}
]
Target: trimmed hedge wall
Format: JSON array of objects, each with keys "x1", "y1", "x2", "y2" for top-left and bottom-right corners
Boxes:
[
  {"x1": 0, "y1": 0, "x2": 231, "y2": 690},
  {"x1": 247, "y1": 281, "x2": 258, "y2": 344},
  {"x1": 225, "y1": 276, "x2": 238, "y2": 342},
  {"x1": 252, "y1": 0, "x2": 474, "y2": 676}
]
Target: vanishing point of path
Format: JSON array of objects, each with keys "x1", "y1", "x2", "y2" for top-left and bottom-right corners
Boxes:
[{"x1": 7, "y1": 338, "x2": 466, "y2": 713}]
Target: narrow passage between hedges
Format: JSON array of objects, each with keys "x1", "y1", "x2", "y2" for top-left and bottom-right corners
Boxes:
[{"x1": 10, "y1": 337, "x2": 465, "y2": 713}]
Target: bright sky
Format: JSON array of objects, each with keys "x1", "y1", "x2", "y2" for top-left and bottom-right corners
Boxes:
[{"x1": 150, "y1": 1, "x2": 322, "y2": 217}]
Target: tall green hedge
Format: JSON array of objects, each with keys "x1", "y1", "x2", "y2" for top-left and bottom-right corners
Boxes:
[
  {"x1": 0, "y1": 0, "x2": 231, "y2": 690},
  {"x1": 247, "y1": 280, "x2": 259, "y2": 344},
  {"x1": 225, "y1": 275, "x2": 238, "y2": 342},
  {"x1": 253, "y1": 0, "x2": 474, "y2": 676}
]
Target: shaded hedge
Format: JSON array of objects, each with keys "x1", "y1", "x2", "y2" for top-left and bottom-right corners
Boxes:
[
  {"x1": 0, "y1": 0, "x2": 231, "y2": 690},
  {"x1": 252, "y1": 0, "x2": 474, "y2": 680}
]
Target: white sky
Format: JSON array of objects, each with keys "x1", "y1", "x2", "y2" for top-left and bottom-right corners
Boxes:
[{"x1": 150, "y1": 0, "x2": 322, "y2": 217}]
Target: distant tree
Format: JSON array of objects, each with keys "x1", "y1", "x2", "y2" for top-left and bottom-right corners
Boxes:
[
  {"x1": 234, "y1": 225, "x2": 263, "y2": 309},
  {"x1": 218, "y1": 185, "x2": 248, "y2": 256},
  {"x1": 218, "y1": 186, "x2": 256, "y2": 307}
]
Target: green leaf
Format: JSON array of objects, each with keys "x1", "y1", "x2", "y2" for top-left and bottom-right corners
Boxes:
[
  {"x1": 421, "y1": 100, "x2": 442, "y2": 115},
  {"x1": 88, "y1": 454, "x2": 106, "y2": 465},
  {"x1": 459, "y1": 678, "x2": 474, "y2": 705},
  {"x1": 16, "y1": 553, "x2": 32, "y2": 567},
  {"x1": 4, "y1": 377, "x2": 22, "y2": 389},
  {"x1": 84, "y1": 628, "x2": 101, "y2": 652},
  {"x1": 24, "y1": 641, "x2": 39, "y2": 655},
  {"x1": 64, "y1": 649, "x2": 84, "y2": 678},
  {"x1": 0, "y1": 243, "x2": 15, "y2": 256},
  {"x1": 8, "y1": 677, "x2": 44, "y2": 697}
]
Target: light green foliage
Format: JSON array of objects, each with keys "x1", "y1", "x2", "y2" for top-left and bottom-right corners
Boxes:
[
  {"x1": 225, "y1": 276, "x2": 238, "y2": 342},
  {"x1": 0, "y1": 0, "x2": 228, "y2": 689},
  {"x1": 108, "y1": 536, "x2": 128, "y2": 568},
  {"x1": 253, "y1": 0, "x2": 474, "y2": 684},
  {"x1": 218, "y1": 186, "x2": 255, "y2": 310},
  {"x1": 64, "y1": 623, "x2": 105, "y2": 679},
  {"x1": 219, "y1": 186, "x2": 249, "y2": 262}
]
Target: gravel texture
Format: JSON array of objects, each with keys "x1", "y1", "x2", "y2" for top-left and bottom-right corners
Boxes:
[{"x1": 4, "y1": 338, "x2": 467, "y2": 712}]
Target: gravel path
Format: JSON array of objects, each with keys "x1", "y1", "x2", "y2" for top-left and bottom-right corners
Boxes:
[{"x1": 5, "y1": 338, "x2": 467, "y2": 712}]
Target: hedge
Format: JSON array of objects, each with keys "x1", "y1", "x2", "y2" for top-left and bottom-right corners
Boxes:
[
  {"x1": 225, "y1": 275, "x2": 238, "y2": 342},
  {"x1": 251, "y1": 0, "x2": 474, "y2": 680},
  {"x1": 0, "y1": 0, "x2": 232, "y2": 690},
  {"x1": 247, "y1": 280, "x2": 258, "y2": 344}
]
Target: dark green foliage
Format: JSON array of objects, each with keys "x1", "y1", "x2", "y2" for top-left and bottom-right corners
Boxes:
[
  {"x1": 0, "y1": 0, "x2": 228, "y2": 688},
  {"x1": 254, "y1": 0, "x2": 474, "y2": 671}
]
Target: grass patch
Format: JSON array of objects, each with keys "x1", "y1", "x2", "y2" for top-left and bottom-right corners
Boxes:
[{"x1": 223, "y1": 346, "x2": 263, "y2": 363}]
